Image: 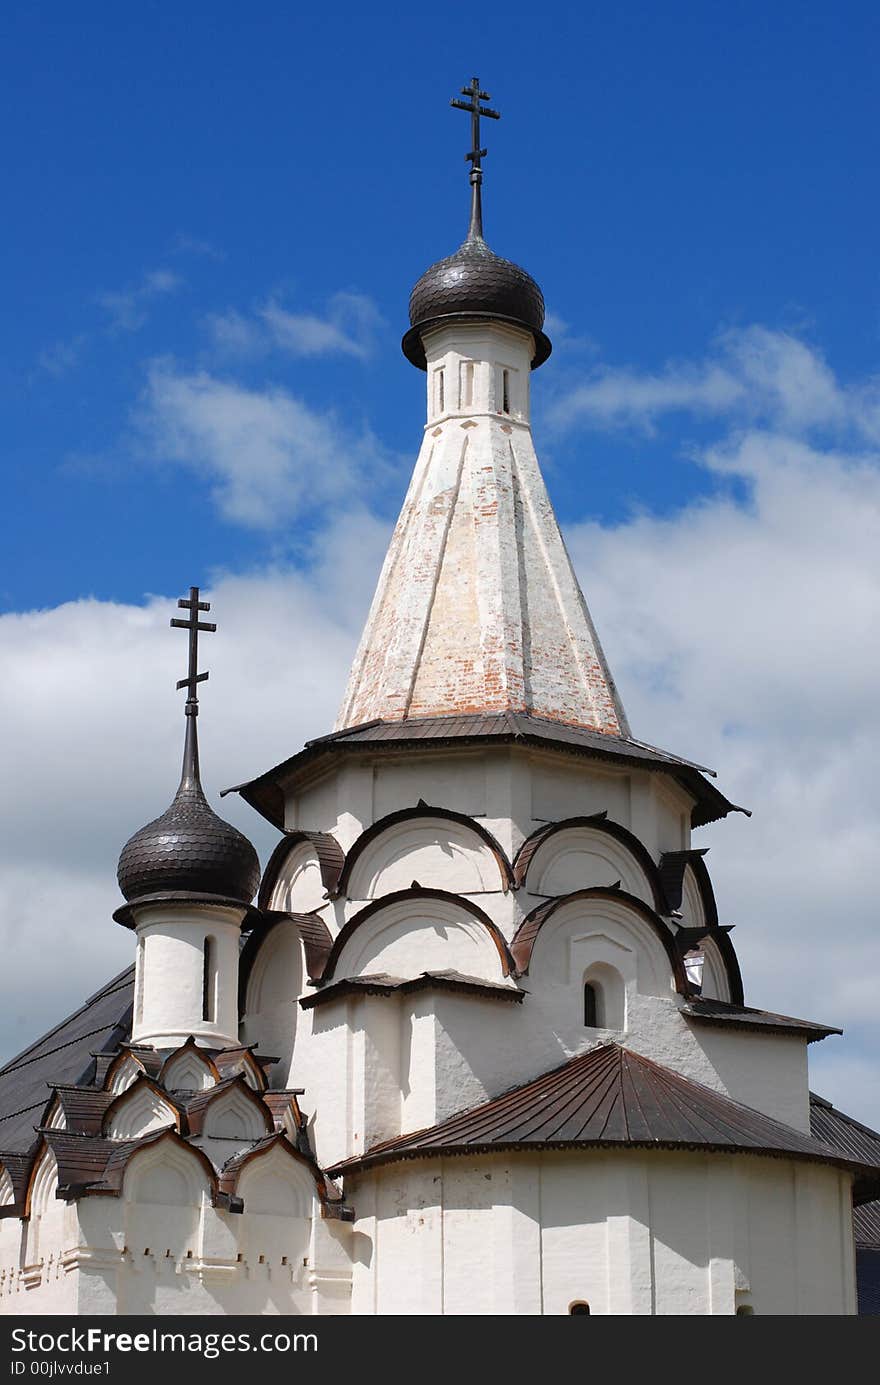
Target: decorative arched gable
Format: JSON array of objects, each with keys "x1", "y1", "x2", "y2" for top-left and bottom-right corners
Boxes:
[
  {"x1": 26, "y1": 1145, "x2": 58, "y2": 1219},
  {"x1": 44, "y1": 1096, "x2": 67, "y2": 1130},
  {"x1": 514, "y1": 814, "x2": 666, "y2": 910},
  {"x1": 188, "y1": 1080, "x2": 274, "y2": 1141},
  {"x1": 121, "y1": 1130, "x2": 215, "y2": 1207},
  {"x1": 103, "y1": 1078, "x2": 180, "y2": 1141},
  {"x1": 212, "y1": 1048, "x2": 266, "y2": 1091},
  {"x1": 259, "y1": 831, "x2": 345, "y2": 914},
  {"x1": 659, "y1": 851, "x2": 743, "y2": 1004},
  {"x1": 241, "y1": 915, "x2": 305, "y2": 1014},
  {"x1": 511, "y1": 887, "x2": 688, "y2": 995},
  {"x1": 104, "y1": 1051, "x2": 148, "y2": 1096},
  {"x1": 232, "y1": 1139, "x2": 319, "y2": 1216},
  {"x1": 337, "y1": 805, "x2": 514, "y2": 901},
  {"x1": 322, "y1": 887, "x2": 514, "y2": 984},
  {"x1": 219, "y1": 1133, "x2": 328, "y2": 1206},
  {"x1": 160, "y1": 1039, "x2": 220, "y2": 1092},
  {"x1": 240, "y1": 911, "x2": 334, "y2": 1001},
  {"x1": 0, "y1": 1165, "x2": 15, "y2": 1208}
]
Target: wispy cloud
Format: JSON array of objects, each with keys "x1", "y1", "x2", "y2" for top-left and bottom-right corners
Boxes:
[
  {"x1": 96, "y1": 267, "x2": 184, "y2": 332},
  {"x1": 36, "y1": 333, "x2": 90, "y2": 377},
  {"x1": 140, "y1": 362, "x2": 393, "y2": 528},
  {"x1": 205, "y1": 291, "x2": 383, "y2": 361},
  {"x1": 169, "y1": 232, "x2": 225, "y2": 261},
  {"x1": 549, "y1": 325, "x2": 880, "y2": 440}
]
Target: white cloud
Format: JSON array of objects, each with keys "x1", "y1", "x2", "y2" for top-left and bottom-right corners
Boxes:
[
  {"x1": 97, "y1": 268, "x2": 184, "y2": 332},
  {"x1": 3, "y1": 324, "x2": 879, "y2": 1134},
  {"x1": 0, "y1": 519, "x2": 390, "y2": 1068},
  {"x1": 140, "y1": 363, "x2": 395, "y2": 528},
  {"x1": 549, "y1": 324, "x2": 880, "y2": 440},
  {"x1": 205, "y1": 292, "x2": 383, "y2": 361},
  {"x1": 562, "y1": 365, "x2": 880, "y2": 1124}
]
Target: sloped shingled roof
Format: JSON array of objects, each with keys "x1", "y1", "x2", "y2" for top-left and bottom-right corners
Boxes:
[
  {"x1": 225, "y1": 712, "x2": 745, "y2": 832},
  {"x1": 328, "y1": 1043, "x2": 880, "y2": 1194},
  {"x1": 810, "y1": 1092, "x2": 880, "y2": 1240},
  {"x1": 682, "y1": 998, "x2": 840, "y2": 1043},
  {"x1": 0, "y1": 968, "x2": 134, "y2": 1154}
]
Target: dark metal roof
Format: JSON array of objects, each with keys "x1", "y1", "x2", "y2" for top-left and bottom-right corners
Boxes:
[
  {"x1": 856, "y1": 1248, "x2": 880, "y2": 1314},
  {"x1": 299, "y1": 970, "x2": 525, "y2": 1011},
  {"x1": 225, "y1": 712, "x2": 744, "y2": 832},
  {"x1": 117, "y1": 715, "x2": 260, "y2": 911},
  {"x1": 682, "y1": 999, "x2": 841, "y2": 1043},
  {"x1": 327, "y1": 1042, "x2": 880, "y2": 1186},
  {"x1": 0, "y1": 968, "x2": 134, "y2": 1154},
  {"x1": 810, "y1": 1092, "x2": 880, "y2": 1183},
  {"x1": 855, "y1": 1201, "x2": 880, "y2": 1247},
  {"x1": 403, "y1": 233, "x2": 551, "y2": 371}
]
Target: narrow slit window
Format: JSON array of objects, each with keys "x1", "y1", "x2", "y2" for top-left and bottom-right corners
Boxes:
[
  {"x1": 135, "y1": 937, "x2": 145, "y2": 1023},
  {"x1": 436, "y1": 368, "x2": 445, "y2": 415},
  {"x1": 461, "y1": 361, "x2": 474, "y2": 408},
  {"x1": 501, "y1": 368, "x2": 510, "y2": 414},
  {"x1": 583, "y1": 982, "x2": 599, "y2": 1028},
  {"x1": 202, "y1": 938, "x2": 215, "y2": 1022},
  {"x1": 569, "y1": 1301, "x2": 591, "y2": 1315}
]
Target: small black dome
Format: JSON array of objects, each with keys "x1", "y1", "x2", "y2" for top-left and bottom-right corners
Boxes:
[
  {"x1": 117, "y1": 724, "x2": 260, "y2": 908},
  {"x1": 403, "y1": 233, "x2": 551, "y2": 370}
]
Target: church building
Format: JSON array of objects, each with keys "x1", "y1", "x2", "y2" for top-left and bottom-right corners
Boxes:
[{"x1": 2, "y1": 80, "x2": 879, "y2": 1317}]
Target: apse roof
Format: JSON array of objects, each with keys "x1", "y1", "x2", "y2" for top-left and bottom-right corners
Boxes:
[
  {"x1": 0, "y1": 967, "x2": 134, "y2": 1154},
  {"x1": 682, "y1": 998, "x2": 841, "y2": 1043},
  {"x1": 327, "y1": 1042, "x2": 880, "y2": 1198},
  {"x1": 225, "y1": 712, "x2": 745, "y2": 832}
]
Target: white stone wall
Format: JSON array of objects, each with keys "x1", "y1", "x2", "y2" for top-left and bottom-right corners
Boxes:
[
  {"x1": 132, "y1": 904, "x2": 246, "y2": 1050},
  {"x1": 253, "y1": 747, "x2": 818, "y2": 1153},
  {"x1": 347, "y1": 1150, "x2": 857, "y2": 1316},
  {"x1": 0, "y1": 1146, "x2": 352, "y2": 1318}
]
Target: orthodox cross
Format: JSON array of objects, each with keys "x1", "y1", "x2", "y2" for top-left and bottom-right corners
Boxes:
[
  {"x1": 450, "y1": 77, "x2": 500, "y2": 238},
  {"x1": 170, "y1": 586, "x2": 216, "y2": 716},
  {"x1": 451, "y1": 76, "x2": 500, "y2": 175}
]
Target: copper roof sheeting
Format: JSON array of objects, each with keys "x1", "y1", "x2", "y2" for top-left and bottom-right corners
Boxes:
[
  {"x1": 682, "y1": 999, "x2": 841, "y2": 1043},
  {"x1": 225, "y1": 712, "x2": 745, "y2": 831},
  {"x1": 0, "y1": 967, "x2": 134, "y2": 1153},
  {"x1": 327, "y1": 1043, "x2": 880, "y2": 1192}
]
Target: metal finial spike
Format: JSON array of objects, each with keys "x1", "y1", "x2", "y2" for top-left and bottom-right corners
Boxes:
[
  {"x1": 170, "y1": 585, "x2": 216, "y2": 716},
  {"x1": 450, "y1": 76, "x2": 500, "y2": 241}
]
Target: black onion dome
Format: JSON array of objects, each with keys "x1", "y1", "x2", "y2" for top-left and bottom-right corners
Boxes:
[
  {"x1": 402, "y1": 233, "x2": 551, "y2": 370},
  {"x1": 117, "y1": 720, "x2": 260, "y2": 908}
]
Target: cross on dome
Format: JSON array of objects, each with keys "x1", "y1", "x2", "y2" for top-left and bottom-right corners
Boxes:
[
  {"x1": 170, "y1": 585, "x2": 216, "y2": 716},
  {"x1": 450, "y1": 76, "x2": 500, "y2": 240}
]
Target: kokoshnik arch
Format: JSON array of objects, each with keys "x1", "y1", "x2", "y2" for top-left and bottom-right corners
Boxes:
[{"x1": 2, "y1": 78, "x2": 879, "y2": 1318}]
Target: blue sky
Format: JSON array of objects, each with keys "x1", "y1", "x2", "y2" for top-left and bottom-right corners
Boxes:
[
  {"x1": 1, "y1": 2, "x2": 879, "y2": 1125},
  {"x1": 3, "y1": 0, "x2": 878, "y2": 608}
]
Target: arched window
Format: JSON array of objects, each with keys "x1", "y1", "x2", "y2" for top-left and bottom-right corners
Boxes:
[
  {"x1": 569, "y1": 1301, "x2": 590, "y2": 1315},
  {"x1": 736, "y1": 1304, "x2": 755, "y2": 1316},
  {"x1": 583, "y1": 981, "x2": 600, "y2": 1027},
  {"x1": 202, "y1": 938, "x2": 215, "y2": 1023}
]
